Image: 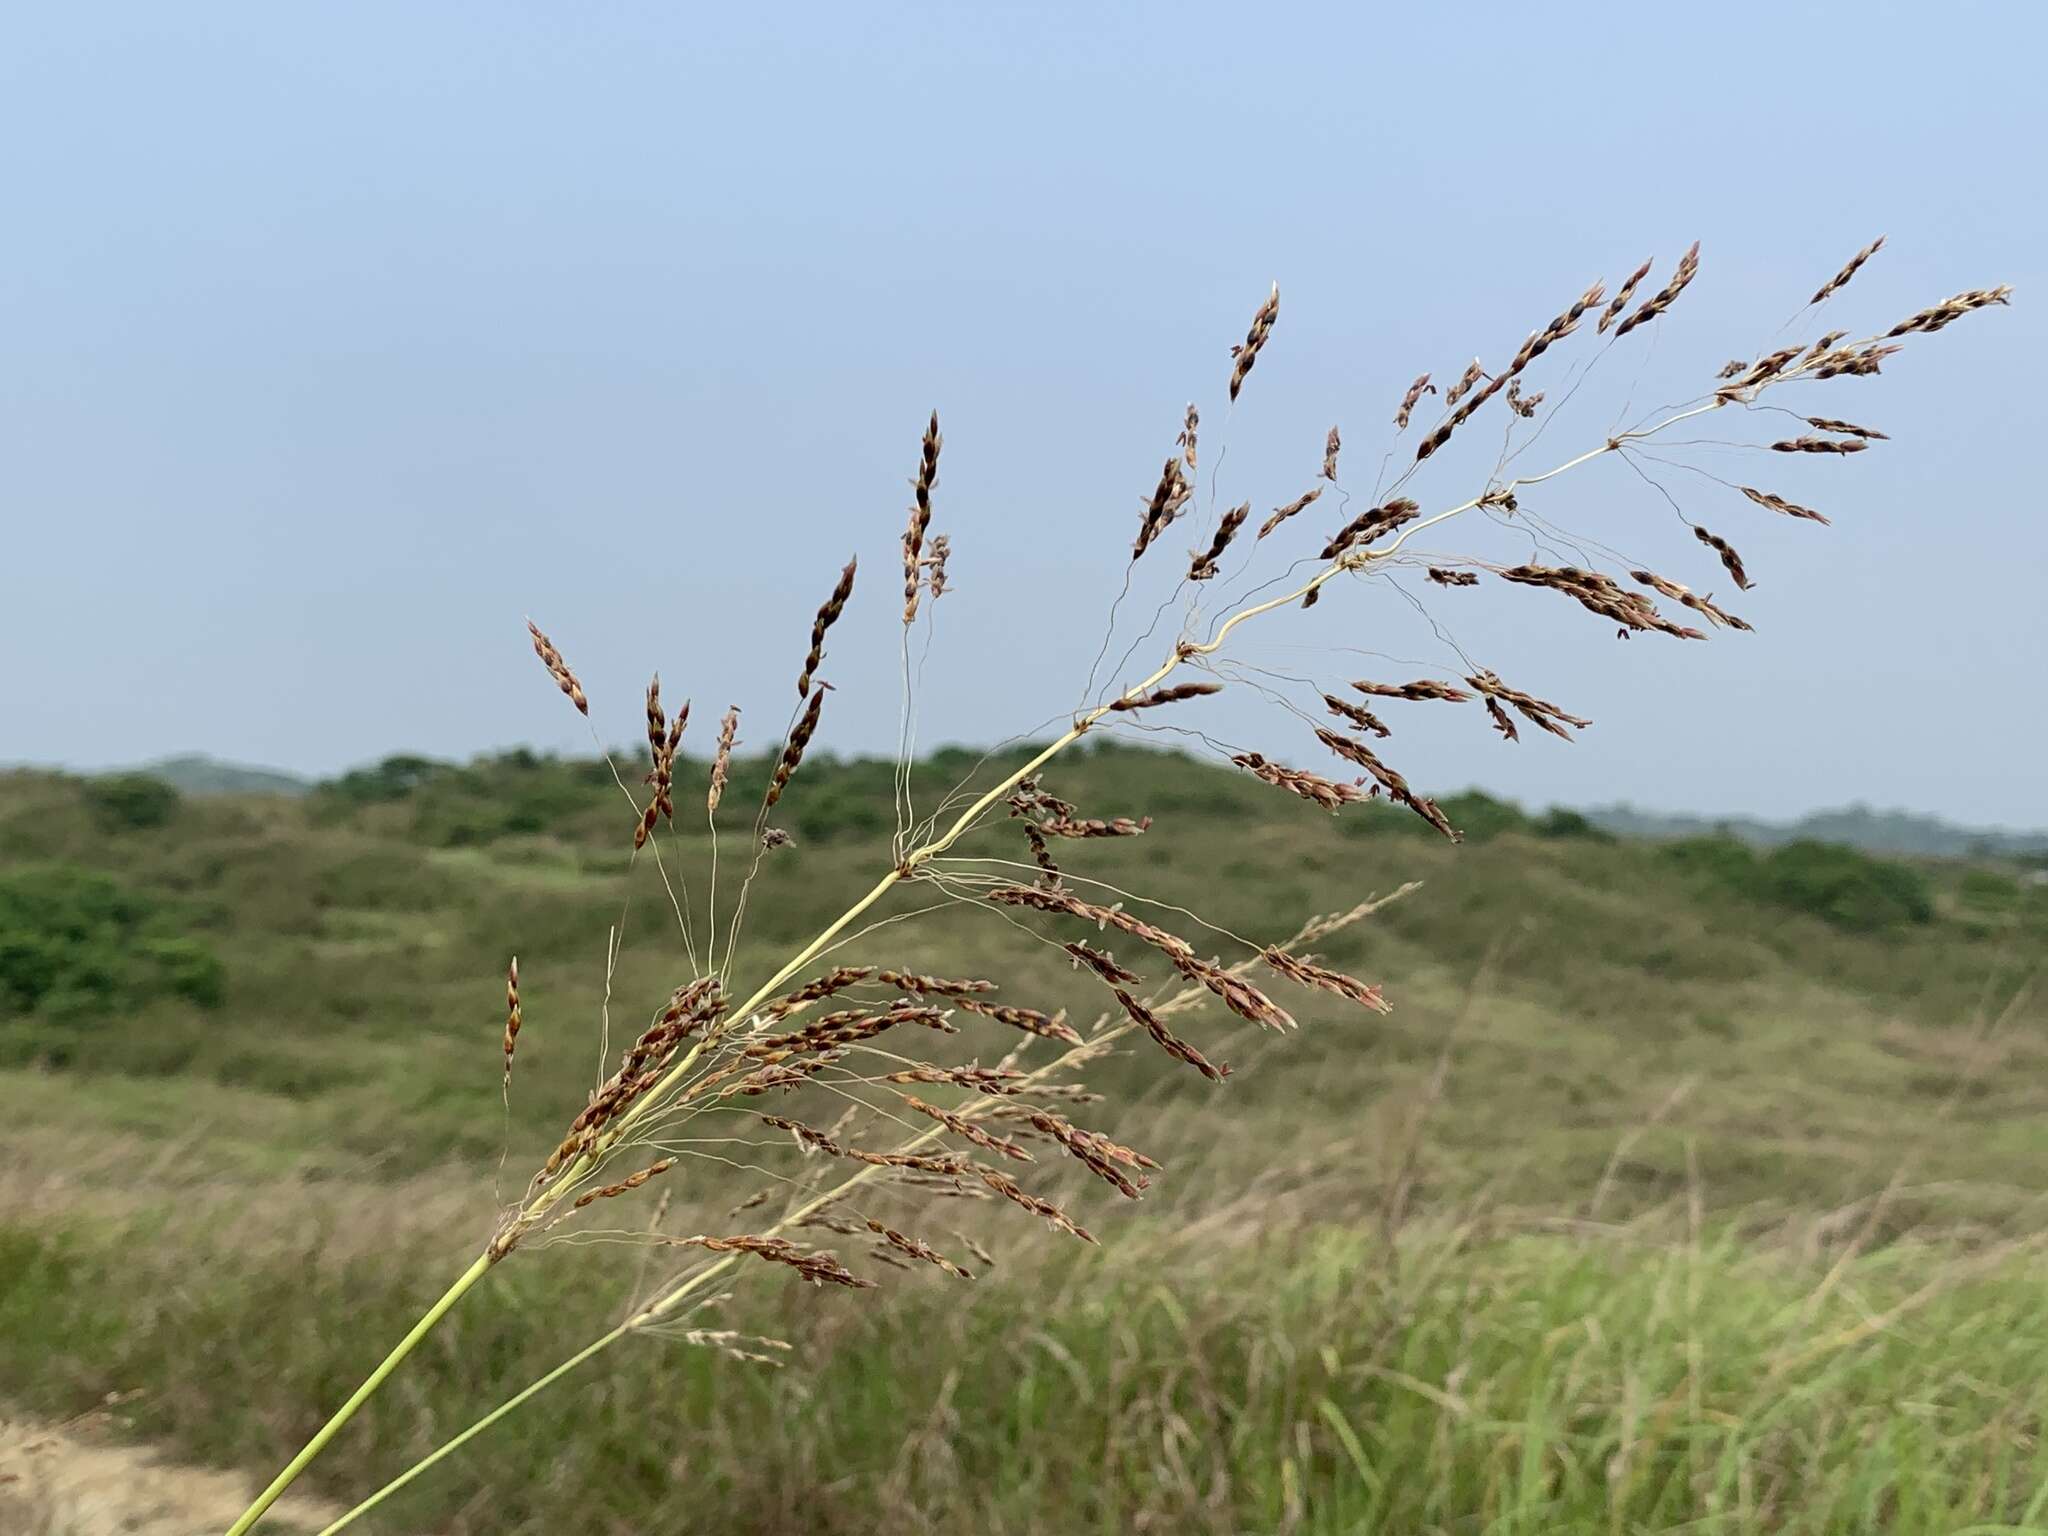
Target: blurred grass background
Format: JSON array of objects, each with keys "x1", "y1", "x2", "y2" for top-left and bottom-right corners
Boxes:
[{"x1": 2, "y1": 741, "x2": 2045, "y2": 1533}]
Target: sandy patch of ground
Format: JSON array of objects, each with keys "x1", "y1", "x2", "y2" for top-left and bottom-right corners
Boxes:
[{"x1": 0, "y1": 1403, "x2": 344, "y2": 1536}]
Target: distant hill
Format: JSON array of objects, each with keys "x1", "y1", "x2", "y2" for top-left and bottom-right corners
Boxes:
[
  {"x1": 1586, "y1": 801, "x2": 2048, "y2": 860},
  {"x1": 38, "y1": 746, "x2": 2048, "y2": 856},
  {"x1": 126, "y1": 754, "x2": 311, "y2": 797}
]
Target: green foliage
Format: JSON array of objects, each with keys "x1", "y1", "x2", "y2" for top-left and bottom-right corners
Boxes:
[
  {"x1": 1958, "y1": 867, "x2": 2022, "y2": 910},
  {"x1": 0, "y1": 862, "x2": 224, "y2": 1020},
  {"x1": 1436, "y1": 789, "x2": 1529, "y2": 841},
  {"x1": 1660, "y1": 832, "x2": 1759, "y2": 883},
  {"x1": 141, "y1": 936, "x2": 227, "y2": 1007},
  {"x1": 5, "y1": 1213, "x2": 2047, "y2": 1535},
  {"x1": 1752, "y1": 839, "x2": 1935, "y2": 932},
  {"x1": 1662, "y1": 833, "x2": 1934, "y2": 931},
  {"x1": 84, "y1": 772, "x2": 181, "y2": 829},
  {"x1": 1533, "y1": 806, "x2": 1614, "y2": 841}
]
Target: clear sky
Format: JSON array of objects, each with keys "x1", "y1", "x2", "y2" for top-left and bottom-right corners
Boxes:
[{"x1": 3, "y1": 3, "x2": 2041, "y2": 827}]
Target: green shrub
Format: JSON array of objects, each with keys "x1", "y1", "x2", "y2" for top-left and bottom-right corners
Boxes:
[
  {"x1": 1663, "y1": 835, "x2": 1933, "y2": 933},
  {"x1": 1661, "y1": 833, "x2": 1759, "y2": 884},
  {"x1": 1534, "y1": 807, "x2": 1614, "y2": 841},
  {"x1": 318, "y1": 753, "x2": 451, "y2": 807},
  {"x1": 1957, "y1": 868, "x2": 2020, "y2": 910},
  {"x1": 1436, "y1": 791, "x2": 1529, "y2": 842},
  {"x1": 0, "y1": 863, "x2": 225, "y2": 1017},
  {"x1": 84, "y1": 773, "x2": 181, "y2": 829},
  {"x1": 1754, "y1": 840, "x2": 1934, "y2": 932},
  {"x1": 142, "y1": 937, "x2": 227, "y2": 1008}
]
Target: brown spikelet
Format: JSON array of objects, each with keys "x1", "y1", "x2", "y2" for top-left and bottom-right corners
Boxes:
[
  {"x1": 634, "y1": 674, "x2": 676, "y2": 850},
  {"x1": 1482, "y1": 696, "x2": 1518, "y2": 742},
  {"x1": 707, "y1": 707, "x2": 740, "y2": 814},
  {"x1": 1506, "y1": 379, "x2": 1544, "y2": 419},
  {"x1": 1693, "y1": 526, "x2": 1754, "y2": 590},
  {"x1": 1170, "y1": 953, "x2": 1297, "y2": 1030},
  {"x1": 1496, "y1": 564, "x2": 1705, "y2": 639},
  {"x1": 1026, "y1": 1110, "x2": 1152, "y2": 1198},
  {"x1": 676, "y1": 1234, "x2": 873, "y2": 1288},
  {"x1": 1043, "y1": 814, "x2": 1151, "y2": 839},
  {"x1": 1188, "y1": 503, "x2": 1249, "y2": 581},
  {"x1": 763, "y1": 965, "x2": 875, "y2": 1019},
  {"x1": 571, "y1": 1158, "x2": 675, "y2": 1211},
  {"x1": 1321, "y1": 499, "x2": 1420, "y2": 561},
  {"x1": 1393, "y1": 374, "x2": 1435, "y2": 430},
  {"x1": 1314, "y1": 728, "x2": 1459, "y2": 841},
  {"x1": 975, "y1": 1167, "x2": 1096, "y2": 1243},
  {"x1": 653, "y1": 704, "x2": 687, "y2": 827},
  {"x1": 1231, "y1": 752, "x2": 1366, "y2": 812},
  {"x1": 1229, "y1": 283, "x2": 1279, "y2": 401},
  {"x1": 1466, "y1": 670, "x2": 1592, "y2": 741},
  {"x1": 1261, "y1": 947, "x2": 1390, "y2": 1015},
  {"x1": 1019, "y1": 820, "x2": 1060, "y2": 888},
  {"x1": 1427, "y1": 567, "x2": 1480, "y2": 588},
  {"x1": 761, "y1": 1115, "x2": 969, "y2": 1176},
  {"x1": 1107, "y1": 680, "x2": 1222, "y2": 713},
  {"x1": 1714, "y1": 346, "x2": 1805, "y2": 400},
  {"x1": 1321, "y1": 425, "x2": 1342, "y2": 481},
  {"x1": 1598, "y1": 257, "x2": 1655, "y2": 333},
  {"x1": 761, "y1": 696, "x2": 823, "y2": 819},
  {"x1": 1812, "y1": 342, "x2": 1904, "y2": 378},
  {"x1": 1444, "y1": 358, "x2": 1484, "y2": 407},
  {"x1": 871, "y1": 969, "x2": 999, "y2": 999},
  {"x1": 1810, "y1": 235, "x2": 1885, "y2": 305},
  {"x1": 1111, "y1": 987, "x2": 1229, "y2": 1081},
  {"x1": 1805, "y1": 416, "x2": 1888, "y2": 442},
  {"x1": 1507, "y1": 276, "x2": 1605, "y2": 373},
  {"x1": 1629, "y1": 569, "x2": 1753, "y2": 633},
  {"x1": 747, "y1": 1001, "x2": 952, "y2": 1055},
  {"x1": 1718, "y1": 359, "x2": 1749, "y2": 379},
  {"x1": 985, "y1": 886, "x2": 1197, "y2": 970},
  {"x1": 1739, "y1": 486, "x2": 1830, "y2": 526},
  {"x1": 923, "y1": 535, "x2": 951, "y2": 600},
  {"x1": 1612, "y1": 242, "x2": 1700, "y2": 339},
  {"x1": 1133, "y1": 456, "x2": 1193, "y2": 561},
  {"x1": 1178, "y1": 403, "x2": 1199, "y2": 471},
  {"x1": 1771, "y1": 436, "x2": 1867, "y2": 455},
  {"x1": 763, "y1": 683, "x2": 824, "y2": 812},
  {"x1": 952, "y1": 995, "x2": 1084, "y2": 1047},
  {"x1": 903, "y1": 412, "x2": 942, "y2": 625},
  {"x1": 1064, "y1": 941, "x2": 1141, "y2": 985},
  {"x1": 644, "y1": 675, "x2": 666, "y2": 762},
  {"x1": 1351, "y1": 678, "x2": 1473, "y2": 703},
  {"x1": 1805, "y1": 330, "x2": 1849, "y2": 361},
  {"x1": 798, "y1": 557, "x2": 858, "y2": 698},
  {"x1": 1884, "y1": 286, "x2": 2011, "y2": 338},
  {"x1": 882, "y1": 1064, "x2": 1027, "y2": 1096},
  {"x1": 1418, "y1": 279, "x2": 1610, "y2": 463},
  {"x1": 501, "y1": 956, "x2": 521, "y2": 1087},
  {"x1": 1324, "y1": 693, "x2": 1391, "y2": 739},
  {"x1": 526, "y1": 621, "x2": 588, "y2": 716},
  {"x1": 865, "y1": 1219, "x2": 975, "y2": 1279},
  {"x1": 1257, "y1": 487, "x2": 1322, "y2": 540},
  {"x1": 901, "y1": 1095, "x2": 1034, "y2": 1162}
]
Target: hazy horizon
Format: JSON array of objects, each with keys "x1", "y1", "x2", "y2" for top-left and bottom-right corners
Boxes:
[{"x1": 5, "y1": 4, "x2": 2043, "y2": 827}]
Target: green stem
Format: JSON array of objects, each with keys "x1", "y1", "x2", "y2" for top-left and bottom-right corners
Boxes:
[
  {"x1": 313, "y1": 1320, "x2": 632, "y2": 1536},
  {"x1": 224, "y1": 1252, "x2": 493, "y2": 1536}
]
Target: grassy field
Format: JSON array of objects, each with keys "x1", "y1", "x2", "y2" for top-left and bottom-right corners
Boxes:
[{"x1": 2, "y1": 744, "x2": 2045, "y2": 1533}]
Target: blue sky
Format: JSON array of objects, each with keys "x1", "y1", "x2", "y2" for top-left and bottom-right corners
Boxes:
[{"x1": 3, "y1": 3, "x2": 2041, "y2": 825}]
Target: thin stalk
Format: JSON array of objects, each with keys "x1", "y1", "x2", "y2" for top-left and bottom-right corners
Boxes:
[
  {"x1": 226, "y1": 393, "x2": 1718, "y2": 1532},
  {"x1": 224, "y1": 1252, "x2": 493, "y2": 1536}
]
